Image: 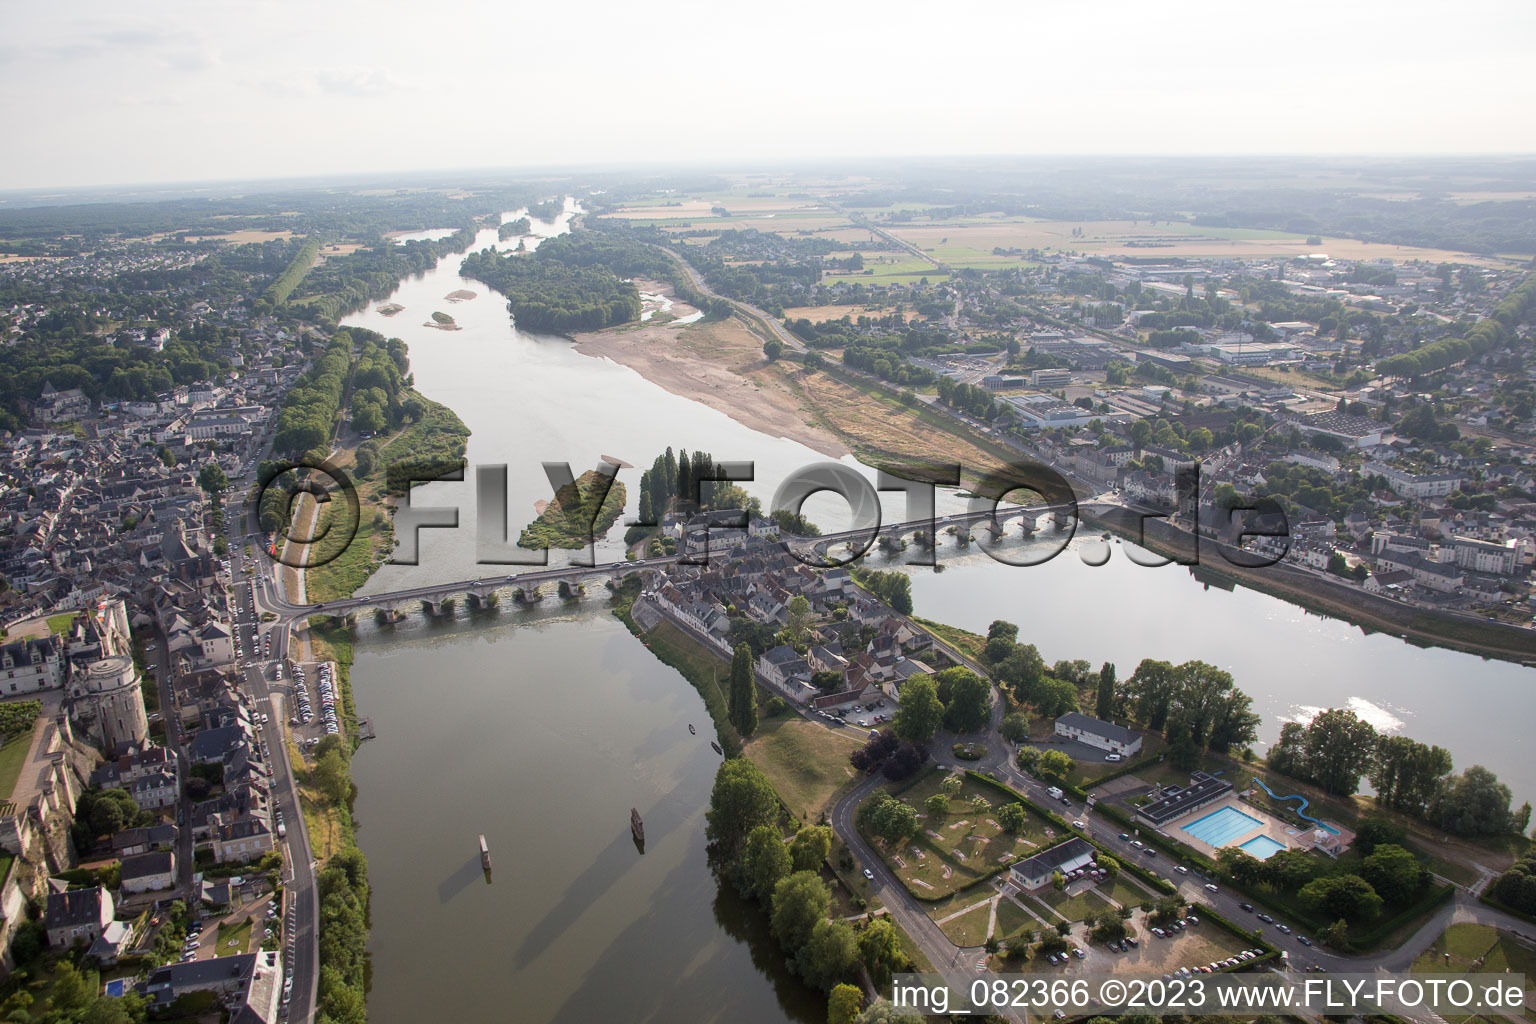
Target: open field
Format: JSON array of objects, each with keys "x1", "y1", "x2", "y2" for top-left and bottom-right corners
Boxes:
[
  {"x1": 821, "y1": 254, "x2": 947, "y2": 285},
  {"x1": 782, "y1": 304, "x2": 919, "y2": 323},
  {"x1": 879, "y1": 216, "x2": 1522, "y2": 267},
  {"x1": 742, "y1": 713, "x2": 861, "y2": 822},
  {"x1": 183, "y1": 229, "x2": 296, "y2": 244}
]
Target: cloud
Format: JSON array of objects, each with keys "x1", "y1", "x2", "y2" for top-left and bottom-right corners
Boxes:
[{"x1": 315, "y1": 66, "x2": 405, "y2": 97}]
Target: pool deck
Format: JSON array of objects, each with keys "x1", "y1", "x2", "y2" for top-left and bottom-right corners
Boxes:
[{"x1": 1165, "y1": 792, "x2": 1345, "y2": 861}]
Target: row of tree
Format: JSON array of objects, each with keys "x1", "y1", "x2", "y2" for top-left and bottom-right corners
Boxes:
[
  {"x1": 1266, "y1": 706, "x2": 1530, "y2": 837},
  {"x1": 704, "y1": 759, "x2": 910, "y2": 1006}
]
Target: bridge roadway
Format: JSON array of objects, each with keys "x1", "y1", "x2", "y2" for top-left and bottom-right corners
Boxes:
[{"x1": 273, "y1": 501, "x2": 1080, "y2": 619}]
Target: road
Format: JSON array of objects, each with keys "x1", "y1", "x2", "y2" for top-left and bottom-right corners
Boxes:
[
  {"x1": 825, "y1": 684, "x2": 1535, "y2": 992},
  {"x1": 227, "y1": 463, "x2": 319, "y2": 1024}
]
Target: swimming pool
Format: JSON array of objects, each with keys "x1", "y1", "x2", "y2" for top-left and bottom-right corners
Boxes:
[
  {"x1": 1239, "y1": 835, "x2": 1288, "y2": 860},
  {"x1": 1180, "y1": 805, "x2": 1263, "y2": 847}
]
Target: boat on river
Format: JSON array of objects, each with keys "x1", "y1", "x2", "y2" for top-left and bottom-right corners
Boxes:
[{"x1": 479, "y1": 834, "x2": 491, "y2": 871}]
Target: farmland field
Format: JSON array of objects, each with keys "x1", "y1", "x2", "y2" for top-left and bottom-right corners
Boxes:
[{"x1": 878, "y1": 216, "x2": 1519, "y2": 266}]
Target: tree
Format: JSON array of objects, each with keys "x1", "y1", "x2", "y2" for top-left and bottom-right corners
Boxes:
[
  {"x1": 1095, "y1": 662, "x2": 1117, "y2": 720},
  {"x1": 728, "y1": 643, "x2": 758, "y2": 738},
  {"x1": 198, "y1": 461, "x2": 229, "y2": 500},
  {"x1": 924, "y1": 793, "x2": 949, "y2": 819},
  {"x1": 1124, "y1": 659, "x2": 1179, "y2": 730},
  {"x1": 829, "y1": 984, "x2": 865, "y2": 1024},
  {"x1": 1322, "y1": 917, "x2": 1350, "y2": 949},
  {"x1": 858, "y1": 916, "x2": 906, "y2": 985},
  {"x1": 940, "y1": 774, "x2": 962, "y2": 799},
  {"x1": 1037, "y1": 749, "x2": 1073, "y2": 780},
  {"x1": 1360, "y1": 844, "x2": 1425, "y2": 904},
  {"x1": 1370, "y1": 736, "x2": 1452, "y2": 816},
  {"x1": 997, "y1": 802, "x2": 1027, "y2": 832},
  {"x1": 797, "y1": 918, "x2": 859, "y2": 989},
  {"x1": 1000, "y1": 711, "x2": 1031, "y2": 743},
  {"x1": 1353, "y1": 816, "x2": 1406, "y2": 856},
  {"x1": 893, "y1": 676, "x2": 944, "y2": 744},
  {"x1": 937, "y1": 667, "x2": 990, "y2": 733},
  {"x1": 1298, "y1": 874, "x2": 1382, "y2": 923},
  {"x1": 707, "y1": 758, "x2": 780, "y2": 861},
  {"x1": 743, "y1": 824, "x2": 793, "y2": 903},
  {"x1": 1428, "y1": 766, "x2": 1522, "y2": 836},
  {"x1": 771, "y1": 870, "x2": 831, "y2": 951},
  {"x1": 784, "y1": 595, "x2": 813, "y2": 645},
  {"x1": 860, "y1": 791, "x2": 920, "y2": 844},
  {"x1": 311, "y1": 744, "x2": 352, "y2": 806},
  {"x1": 853, "y1": 999, "x2": 924, "y2": 1023},
  {"x1": 995, "y1": 643, "x2": 1047, "y2": 697},
  {"x1": 789, "y1": 824, "x2": 833, "y2": 872},
  {"x1": 984, "y1": 620, "x2": 1019, "y2": 662},
  {"x1": 1268, "y1": 708, "x2": 1378, "y2": 796}
]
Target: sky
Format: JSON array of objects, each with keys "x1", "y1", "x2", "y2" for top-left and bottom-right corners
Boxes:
[{"x1": 3, "y1": 0, "x2": 1535, "y2": 190}]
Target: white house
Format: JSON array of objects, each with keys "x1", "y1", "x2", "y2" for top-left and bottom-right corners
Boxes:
[{"x1": 1052, "y1": 712, "x2": 1143, "y2": 756}]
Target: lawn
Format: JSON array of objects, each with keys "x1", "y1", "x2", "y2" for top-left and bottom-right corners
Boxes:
[
  {"x1": 1411, "y1": 923, "x2": 1536, "y2": 1021},
  {"x1": 742, "y1": 713, "x2": 860, "y2": 821},
  {"x1": 937, "y1": 901, "x2": 994, "y2": 946},
  {"x1": 1100, "y1": 874, "x2": 1156, "y2": 910},
  {"x1": 0, "y1": 724, "x2": 38, "y2": 802},
  {"x1": 46, "y1": 612, "x2": 77, "y2": 634},
  {"x1": 996, "y1": 895, "x2": 1044, "y2": 939},
  {"x1": 215, "y1": 917, "x2": 253, "y2": 957},
  {"x1": 1037, "y1": 885, "x2": 1113, "y2": 924},
  {"x1": 862, "y1": 767, "x2": 1059, "y2": 900}
]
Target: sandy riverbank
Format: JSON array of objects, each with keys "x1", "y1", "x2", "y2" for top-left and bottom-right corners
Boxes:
[{"x1": 571, "y1": 285, "x2": 847, "y2": 459}]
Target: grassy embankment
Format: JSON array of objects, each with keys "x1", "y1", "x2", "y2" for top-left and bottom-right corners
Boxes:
[{"x1": 303, "y1": 393, "x2": 469, "y2": 604}]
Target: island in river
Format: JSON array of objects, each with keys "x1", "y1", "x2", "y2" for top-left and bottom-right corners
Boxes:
[{"x1": 516, "y1": 469, "x2": 627, "y2": 550}]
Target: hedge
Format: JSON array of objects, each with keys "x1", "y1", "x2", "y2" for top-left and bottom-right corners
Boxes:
[
  {"x1": 1346, "y1": 883, "x2": 1455, "y2": 952},
  {"x1": 1479, "y1": 891, "x2": 1536, "y2": 926}
]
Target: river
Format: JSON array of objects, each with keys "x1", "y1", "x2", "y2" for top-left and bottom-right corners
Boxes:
[{"x1": 338, "y1": 203, "x2": 1536, "y2": 1024}]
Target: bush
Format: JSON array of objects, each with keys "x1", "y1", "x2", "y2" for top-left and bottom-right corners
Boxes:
[{"x1": 951, "y1": 742, "x2": 986, "y2": 761}]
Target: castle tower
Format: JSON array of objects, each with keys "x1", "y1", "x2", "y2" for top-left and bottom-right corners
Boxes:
[{"x1": 76, "y1": 656, "x2": 148, "y2": 756}]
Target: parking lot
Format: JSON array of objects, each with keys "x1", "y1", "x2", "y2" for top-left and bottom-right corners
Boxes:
[
  {"x1": 286, "y1": 659, "x2": 343, "y2": 747},
  {"x1": 814, "y1": 696, "x2": 894, "y2": 729}
]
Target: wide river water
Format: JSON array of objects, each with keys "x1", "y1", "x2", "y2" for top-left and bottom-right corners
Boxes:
[{"x1": 339, "y1": 204, "x2": 1536, "y2": 1024}]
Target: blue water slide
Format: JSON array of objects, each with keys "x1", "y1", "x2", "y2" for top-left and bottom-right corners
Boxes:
[{"x1": 1250, "y1": 777, "x2": 1341, "y2": 835}]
